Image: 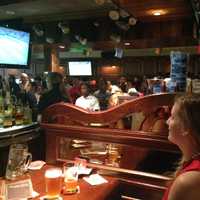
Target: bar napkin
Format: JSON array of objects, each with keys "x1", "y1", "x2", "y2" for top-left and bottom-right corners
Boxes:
[
  {"x1": 28, "y1": 160, "x2": 46, "y2": 170},
  {"x1": 83, "y1": 174, "x2": 108, "y2": 186}
]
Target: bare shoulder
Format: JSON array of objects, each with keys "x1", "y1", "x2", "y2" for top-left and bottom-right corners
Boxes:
[{"x1": 168, "y1": 171, "x2": 200, "y2": 200}]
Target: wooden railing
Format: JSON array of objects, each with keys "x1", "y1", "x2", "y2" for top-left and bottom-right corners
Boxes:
[{"x1": 41, "y1": 93, "x2": 179, "y2": 200}]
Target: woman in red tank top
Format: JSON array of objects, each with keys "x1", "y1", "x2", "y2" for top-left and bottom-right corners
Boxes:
[{"x1": 162, "y1": 94, "x2": 200, "y2": 200}]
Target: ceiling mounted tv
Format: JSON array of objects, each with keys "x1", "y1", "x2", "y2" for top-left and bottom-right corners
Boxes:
[
  {"x1": 68, "y1": 61, "x2": 92, "y2": 76},
  {"x1": 0, "y1": 26, "x2": 31, "y2": 68}
]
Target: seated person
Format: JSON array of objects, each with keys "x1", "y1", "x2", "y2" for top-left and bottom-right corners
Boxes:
[
  {"x1": 140, "y1": 106, "x2": 169, "y2": 134},
  {"x1": 75, "y1": 82, "x2": 100, "y2": 111},
  {"x1": 162, "y1": 94, "x2": 200, "y2": 200},
  {"x1": 94, "y1": 79, "x2": 111, "y2": 110}
]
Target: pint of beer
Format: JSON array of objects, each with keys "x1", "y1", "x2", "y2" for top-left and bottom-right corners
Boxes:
[
  {"x1": 63, "y1": 163, "x2": 78, "y2": 194},
  {"x1": 45, "y1": 168, "x2": 62, "y2": 199}
]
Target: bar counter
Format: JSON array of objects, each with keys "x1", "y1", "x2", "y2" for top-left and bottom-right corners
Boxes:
[{"x1": 30, "y1": 165, "x2": 120, "y2": 200}]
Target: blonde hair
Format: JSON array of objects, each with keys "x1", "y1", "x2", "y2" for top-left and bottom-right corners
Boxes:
[{"x1": 175, "y1": 94, "x2": 200, "y2": 137}]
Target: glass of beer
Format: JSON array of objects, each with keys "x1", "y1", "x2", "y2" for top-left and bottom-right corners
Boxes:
[
  {"x1": 45, "y1": 168, "x2": 62, "y2": 199},
  {"x1": 63, "y1": 163, "x2": 78, "y2": 194},
  {"x1": 107, "y1": 144, "x2": 120, "y2": 166}
]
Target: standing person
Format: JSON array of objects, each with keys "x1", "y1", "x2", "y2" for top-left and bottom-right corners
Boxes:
[
  {"x1": 38, "y1": 72, "x2": 71, "y2": 113},
  {"x1": 162, "y1": 94, "x2": 200, "y2": 200},
  {"x1": 19, "y1": 73, "x2": 31, "y2": 92},
  {"x1": 8, "y1": 75, "x2": 20, "y2": 98},
  {"x1": 75, "y1": 82, "x2": 100, "y2": 111}
]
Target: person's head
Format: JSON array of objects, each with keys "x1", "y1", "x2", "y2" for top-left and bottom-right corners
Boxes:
[
  {"x1": 80, "y1": 82, "x2": 90, "y2": 97},
  {"x1": 119, "y1": 76, "x2": 127, "y2": 85},
  {"x1": 46, "y1": 72, "x2": 63, "y2": 90},
  {"x1": 20, "y1": 73, "x2": 29, "y2": 84},
  {"x1": 167, "y1": 94, "x2": 200, "y2": 148},
  {"x1": 8, "y1": 75, "x2": 16, "y2": 84},
  {"x1": 98, "y1": 79, "x2": 107, "y2": 92}
]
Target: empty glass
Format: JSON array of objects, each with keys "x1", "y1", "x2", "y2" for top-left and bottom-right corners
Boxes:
[{"x1": 5, "y1": 143, "x2": 32, "y2": 180}]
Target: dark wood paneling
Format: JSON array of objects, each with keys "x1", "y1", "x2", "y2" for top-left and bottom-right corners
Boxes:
[{"x1": 113, "y1": 0, "x2": 191, "y2": 21}]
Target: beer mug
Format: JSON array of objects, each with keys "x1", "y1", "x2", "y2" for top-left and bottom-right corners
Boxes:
[
  {"x1": 45, "y1": 168, "x2": 62, "y2": 199},
  {"x1": 5, "y1": 143, "x2": 32, "y2": 180}
]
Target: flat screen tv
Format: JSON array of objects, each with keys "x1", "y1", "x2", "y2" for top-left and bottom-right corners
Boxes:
[
  {"x1": 68, "y1": 61, "x2": 92, "y2": 76},
  {"x1": 0, "y1": 26, "x2": 30, "y2": 68}
]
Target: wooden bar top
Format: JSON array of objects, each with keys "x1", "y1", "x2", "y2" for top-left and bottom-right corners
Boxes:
[{"x1": 31, "y1": 165, "x2": 120, "y2": 200}]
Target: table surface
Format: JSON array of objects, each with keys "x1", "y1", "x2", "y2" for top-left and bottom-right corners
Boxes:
[{"x1": 30, "y1": 165, "x2": 120, "y2": 200}]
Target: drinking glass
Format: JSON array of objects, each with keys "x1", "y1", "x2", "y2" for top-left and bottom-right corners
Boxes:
[
  {"x1": 5, "y1": 143, "x2": 32, "y2": 180},
  {"x1": 45, "y1": 168, "x2": 62, "y2": 199},
  {"x1": 107, "y1": 144, "x2": 120, "y2": 166},
  {"x1": 63, "y1": 163, "x2": 78, "y2": 194}
]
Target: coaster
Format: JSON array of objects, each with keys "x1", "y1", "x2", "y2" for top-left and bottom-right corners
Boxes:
[
  {"x1": 39, "y1": 195, "x2": 63, "y2": 200},
  {"x1": 62, "y1": 186, "x2": 80, "y2": 195}
]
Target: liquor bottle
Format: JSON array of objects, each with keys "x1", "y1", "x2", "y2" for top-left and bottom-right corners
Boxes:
[
  {"x1": 3, "y1": 92, "x2": 13, "y2": 128},
  {"x1": 0, "y1": 90, "x2": 4, "y2": 127},
  {"x1": 23, "y1": 103, "x2": 32, "y2": 125},
  {"x1": 15, "y1": 99, "x2": 24, "y2": 126}
]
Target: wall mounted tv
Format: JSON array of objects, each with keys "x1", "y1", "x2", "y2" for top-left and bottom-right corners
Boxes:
[
  {"x1": 68, "y1": 61, "x2": 92, "y2": 76},
  {"x1": 0, "y1": 26, "x2": 30, "y2": 68}
]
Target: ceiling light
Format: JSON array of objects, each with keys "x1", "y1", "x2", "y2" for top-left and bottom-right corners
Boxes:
[
  {"x1": 59, "y1": 45, "x2": 65, "y2": 49},
  {"x1": 112, "y1": 66, "x2": 116, "y2": 68},
  {"x1": 124, "y1": 42, "x2": 131, "y2": 46},
  {"x1": 109, "y1": 10, "x2": 120, "y2": 21},
  {"x1": 153, "y1": 12, "x2": 161, "y2": 16},
  {"x1": 151, "y1": 10, "x2": 167, "y2": 16},
  {"x1": 128, "y1": 17, "x2": 137, "y2": 26},
  {"x1": 94, "y1": 0, "x2": 105, "y2": 5}
]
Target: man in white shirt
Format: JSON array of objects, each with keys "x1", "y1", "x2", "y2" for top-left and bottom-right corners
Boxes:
[{"x1": 75, "y1": 82, "x2": 100, "y2": 111}]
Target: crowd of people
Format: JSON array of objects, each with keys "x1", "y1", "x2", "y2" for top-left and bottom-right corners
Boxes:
[
  {"x1": 2, "y1": 72, "x2": 200, "y2": 199},
  {"x1": 1, "y1": 72, "x2": 149, "y2": 121}
]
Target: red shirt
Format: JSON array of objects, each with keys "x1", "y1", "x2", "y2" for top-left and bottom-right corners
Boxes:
[{"x1": 162, "y1": 158, "x2": 200, "y2": 200}]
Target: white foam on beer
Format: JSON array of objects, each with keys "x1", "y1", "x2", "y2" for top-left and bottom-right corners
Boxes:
[{"x1": 45, "y1": 168, "x2": 62, "y2": 178}]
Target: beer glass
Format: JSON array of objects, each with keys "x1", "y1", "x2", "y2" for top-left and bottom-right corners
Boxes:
[
  {"x1": 63, "y1": 163, "x2": 78, "y2": 194},
  {"x1": 45, "y1": 168, "x2": 62, "y2": 199},
  {"x1": 107, "y1": 144, "x2": 120, "y2": 166},
  {"x1": 5, "y1": 143, "x2": 32, "y2": 180}
]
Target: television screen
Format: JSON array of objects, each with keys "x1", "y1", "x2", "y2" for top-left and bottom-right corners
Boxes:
[
  {"x1": 0, "y1": 26, "x2": 30, "y2": 68},
  {"x1": 68, "y1": 61, "x2": 92, "y2": 76}
]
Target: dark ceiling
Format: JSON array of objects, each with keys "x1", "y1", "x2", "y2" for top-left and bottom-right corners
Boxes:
[
  {"x1": 0, "y1": 0, "x2": 116, "y2": 22},
  {"x1": 0, "y1": 0, "x2": 197, "y2": 50},
  {"x1": 0, "y1": 0, "x2": 193, "y2": 23}
]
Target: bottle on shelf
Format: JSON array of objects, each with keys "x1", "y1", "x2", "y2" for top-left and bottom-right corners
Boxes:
[
  {"x1": 0, "y1": 90, "x2": 4, "y2": 127},
  {"x1": 23, "y1": 103, "x2": 32, "y2": 125},
  {"x1": 3, "y1": 91, "x2": 13, "y2": 128},
  {"x1": 15, "y1": 99, "x2": 24, "y2": 126}
]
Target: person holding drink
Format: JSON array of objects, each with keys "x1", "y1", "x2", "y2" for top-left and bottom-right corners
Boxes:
[{"x1": 162, "y1": 94, "x2": 200, "y2": 200}]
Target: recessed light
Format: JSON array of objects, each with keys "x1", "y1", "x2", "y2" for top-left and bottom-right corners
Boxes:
[
  {"x1": 124, "y1": 42, "x2": 131, "y2": 46},
  {"x1": 58, "y1": 45, "x2": 65, "y2": 49},
  {"x1": 151, "y1": 10, "x2": 167, "y2": 16},
  {"x1": 153, "y1": 12, "x2": 161, "y2": 16}
]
